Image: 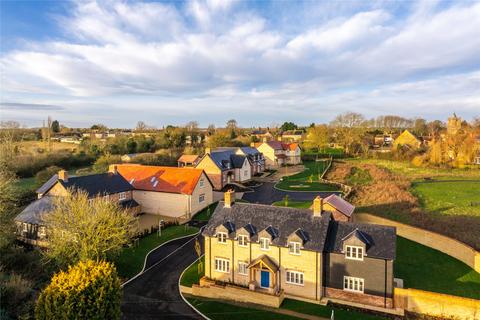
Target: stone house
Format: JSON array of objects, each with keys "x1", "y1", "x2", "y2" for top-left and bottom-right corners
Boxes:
[
  {"x1": 256, "y1": 141, "x2": 301, "y2": 168},
  {"x1": 201, "y1": 191, "x2": 396, "y2": 309},
  {"x1": 393, "y1": 130, "x2": 422, "y2": 150}
]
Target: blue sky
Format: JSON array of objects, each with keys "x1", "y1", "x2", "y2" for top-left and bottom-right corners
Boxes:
[{"x1": 1, "y1": 0, "x2": 479, "y2": 128}]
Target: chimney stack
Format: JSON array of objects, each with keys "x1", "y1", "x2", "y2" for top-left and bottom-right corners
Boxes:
[
  {"x1": 313, "y1": 196, "x2": 323, "y2": 217},
  {"x1": 58, "y1": 170, "x2": 68, "y2": 182},
  {"x1": 109, "y1": 164, "x2": 118, "y2": 175},
  {"x1": 224, "y1": 189, "x2": 235, "y2": 208},
  {"x1": 205, "y1": 148, "x2": 211, "y2": 154}
]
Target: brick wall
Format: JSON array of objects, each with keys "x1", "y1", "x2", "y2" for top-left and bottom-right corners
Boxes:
[{"x1": 326, "y1": 287, "x2": 393, "y2": 309}]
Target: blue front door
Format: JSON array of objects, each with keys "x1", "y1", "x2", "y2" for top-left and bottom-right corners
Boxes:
[{"x1": 260, "y1": 270, "x2": 270, "y2": 288}]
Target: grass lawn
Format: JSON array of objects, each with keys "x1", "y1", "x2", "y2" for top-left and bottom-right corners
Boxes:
[
  {"x1": 272, "y1": 200, "x2": 312, "y2": 209},
  {"x1": 395, "y1": 237, "x2": 480, "y2": 299},
  {"x1": 116, "y1": 225, "x2": 199, "y2": 279},
  {"x1": 412, "y1": 180, "x2": 480, "y2": 217},
  {"x1": 14, "y1": 177, "x2": 37, "y2": 192},
  {"x1": 187, "y1": 297, "x2": 301, "y2": 320},
  {"x1": 180, "y1": 256, "x2": 204, "y2": 287},
  {"x1": 275, "y1": 160, "x2": 340, "y2": 192},
  {"x1": 192, "y1": 202, "x2": 219, "y2": 222},
  {"x1": 281, "y1": 299, "x2": 387, "y2": 320}
]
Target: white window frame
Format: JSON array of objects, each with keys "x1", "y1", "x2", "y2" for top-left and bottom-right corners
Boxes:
[
  {"x1": 345, "y1": 245, "x2": 364, "y2": 261},
  {"x1": 344, "y1": 276, "x2": 364, "y2": 293},
  {"x1": 38, "y1": 226, "x2": 46, "y2": 238},
  {"x1": 199, "y1": 194, "x2": 205, "y2": 203},
  {"x1": 199, "y1": 178, "x2": 205, "y2": 188},
  {"x1": 286, "y1": 270, "x2": 304, "y2": 286},
  {"x1": 217, "y1": 232, "x2": 227, "y2": 244},
  {"x1": 238, "y1": 235, "x2": 248, "y2": 247},
  {"x1": 215, "y1": 258, "x2": 230, "y2": 273},
  {"x1": 260, "y1": 237, "x2": 270, "y2": 250},
  {"x1": 238, "y1": 261, "x2": 248, "y2": 275},
  {"x1": 289, "y1": 241, "x2": 301, "y2": 255},
  {"x1": 119, "y1": 192, "x2": 127, "y2": 201},
  {"x1": 22, "y1": 223, "x2": 28, "y2": 233}
]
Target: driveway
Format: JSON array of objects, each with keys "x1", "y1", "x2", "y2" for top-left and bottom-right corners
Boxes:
[
  {"x1": 121, "y1": 234, "x2": 204, "y2": 319},
  {"x1": 243, "y1": 182, "x2": 342, "y2": 204}
]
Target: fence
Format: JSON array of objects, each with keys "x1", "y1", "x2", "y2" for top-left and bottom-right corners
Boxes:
[
  {"x1": 354, "y1": 213, "x2": 480, "y2": 273},
  {"x1": 395, "y1": 288, "x2": 480, "y2": 319}
]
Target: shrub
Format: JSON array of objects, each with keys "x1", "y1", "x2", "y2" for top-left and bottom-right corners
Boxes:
[{"x1": 35, "y1": 260, "x2": 122, "y2": 320}]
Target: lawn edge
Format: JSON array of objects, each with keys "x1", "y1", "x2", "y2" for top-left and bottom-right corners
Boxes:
[
  {"x1": 121, "y1": 227, "x2": 200, "y2": 287},
  {"x1": 178, "y1": 254, "x2": 211, "y2": 320}
]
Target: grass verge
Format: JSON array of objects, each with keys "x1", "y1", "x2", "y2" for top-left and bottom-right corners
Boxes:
[
  {"x1": 192, "y1": 202, "x2": 219, "y2": 222},
  {"x1": 181, "y1": 256, "x2": 204, "y2": 287},
  {"x1": 116, "y1": 225, "x2": 199, "y2": 279},
  {"x1": 395, "y1": 237, "x2": 480, "y2": 299}
]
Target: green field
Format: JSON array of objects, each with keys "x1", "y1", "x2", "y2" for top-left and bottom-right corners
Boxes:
[
  {"x1": 275, "y1": 160, "x2": 340, "y2": 192},
  {"x1": 395, "y1": 237, "x2": 480, "y2": 299},
  {"x1": 115, "y1": 225, "x2": 198, "y2": 279},
  {"x1": 412, "y1": 180, "x2": 480, "y2": 217}
]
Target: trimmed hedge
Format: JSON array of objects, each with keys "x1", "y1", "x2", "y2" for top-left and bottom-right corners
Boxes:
[{"x1": 35, "y1": 260, "x2": 122, "y2": 320}]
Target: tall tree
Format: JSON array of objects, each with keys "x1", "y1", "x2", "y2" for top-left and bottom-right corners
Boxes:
[
  {"x1": 51, "y1": 120, "x2": 60, "y2": 133},
  {"x1": 226, "y1": 119, "x2": 237, "y2": 130},
  {"x1": 44, "y1": 191, "x2": 136, "y2": 267},
  {"x1": 136, "y1": 121, "x2": 147, "y2": 131},
  {"x1": 280, "y1": 122, "x2": 298, "y2": 132},
  {"x1": 304, "y1": 125, "x2": 329, "y2": 152},
  {"x1": 330, "y1": 112, "x2": 367, "y2": 155}
]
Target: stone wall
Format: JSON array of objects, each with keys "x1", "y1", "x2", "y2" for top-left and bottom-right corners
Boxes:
[
  {"x1": 354, "y1": 213, "x2": 480, "y2": 273},
  {"x1": 395, "y1": 288, "x2": 480, "y2": 320},
  {"x1": 325, "y1": 287, "x2": 393, "y2": 309},
  {"x1": 192, "y1": 278, "x2": 284, "y2": 308}
]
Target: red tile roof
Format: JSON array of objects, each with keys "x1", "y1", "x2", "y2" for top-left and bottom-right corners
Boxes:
[
  {"x1": 115, "y1": 164, "x2": 204, "y2": 195},
  {"x1": 177, "y1": 154, "x2": 200, "y2": 163}
]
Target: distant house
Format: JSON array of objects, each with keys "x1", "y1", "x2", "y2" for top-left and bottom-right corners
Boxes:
[
  {"x1": 235, "y1": 147, "x2": 265, "y2": 175},
  {"x1": 15, "y1": 169, "x2": 139, "y2": 246},
  {"x1": 195, "y1": 149, "x2": 251, "y2": 191},
  {"x1": 256, "y1": 141, "x2": 301, "y2": 168},
  {"x1": 178, "y1": 154, "x2": 200, "y2": 167},
  {"x1": 393, "y1": 130, "x2": 422, "y2": 150},
  {"x1": 250, "y1": 129, "x2": 274, "y2": 142},
  {"x1": 281, "y1": 130, "x2": 305, "y2": 142},
  {"x1": 201, "y1": 192, "x2": 396, "y2": 309}
]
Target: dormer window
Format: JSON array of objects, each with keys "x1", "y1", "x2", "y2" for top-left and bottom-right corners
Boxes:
[
  {"x1": 289, "y1": 242, "x2": 301, "y2": 255},
  {"x1": 217, "y1": 232, "x2": 227, "y2": 244},
  {"x1": 238, "y1": 235, "x2": 248, "y2": 247},
  {"x1": 260, "y1": 237, "x2": 270, "y2": 250},
  {"x1": 346, "y1": 245, "x2": 364, "y2": 261}
]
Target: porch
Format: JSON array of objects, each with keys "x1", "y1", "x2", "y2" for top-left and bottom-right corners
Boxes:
[{"x1": 247, "y1": 255, "x2": 281, "y2": 295}]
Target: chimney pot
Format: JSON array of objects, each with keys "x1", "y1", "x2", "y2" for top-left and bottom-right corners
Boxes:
[
  {"x1": 224, "y1": 189, "x2": 235, "y2": 208},
  {"x1": 58, "y1": 170, "x2": 68, "y2": 182},
  {"x1": 205, "y1": 148, "x2": 211, "y2": 154},
  {"x1": 109, "y1": 164, "x2": 118, "y2": 174}
]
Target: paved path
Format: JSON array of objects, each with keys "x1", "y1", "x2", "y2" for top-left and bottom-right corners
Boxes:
[
  {"x1": 121, "y1": 234, "x2": 204, "y2": 319},
  {"x1": 243, "y1": 182, "x2": 341, "y2": 204}
]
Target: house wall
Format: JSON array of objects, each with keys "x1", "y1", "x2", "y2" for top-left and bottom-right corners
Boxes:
[
  {"x1": 205, "y1": 235, "x2": 323, "y2": 301},
  {"x1": 195, "y1": 155, "x2": 225, "y2": 190},
  {"x1": 45, "y1": 182, "x2": 69, "y2": 196},
  {"x1": 325, "y1": 252, "x2": 393, "y2": 308},
  {"x1": 234, "y1": 159, "x2": 251, "y2": 182},
  {"x1": 256, "y1": 144, "x2": 277, "y2": 168},
  {"x1": 285, "y1": 147, "x2": 302, "y2": 165},
  {"x1": 189, "y1": 172, "x2": 214, "y2": 215}
]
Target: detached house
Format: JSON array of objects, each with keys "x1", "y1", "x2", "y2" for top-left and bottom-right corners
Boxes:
[
  {"x1": 15, "y1": 169, "x2": 139, "y2": 246},
  {"x1": 256, "y1": 141, "x2": 301, "y2": 168},
  {"x1": 393, "y1": 130, "x2": 422, "y2": 150},
  {"x1": 200, "y1": 192, "x2": 396, "y2": 309},
  {"x1": 195, "y1": 149, "x2": 251, "y2": 191}
]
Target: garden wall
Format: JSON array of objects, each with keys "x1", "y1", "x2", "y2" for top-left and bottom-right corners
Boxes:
[
  {"x1": 395, "y1": 288, "x2": 480, "y2": 320},
  {"x1": 354, "y1": 213, "x2": 480, "y2": 273}
]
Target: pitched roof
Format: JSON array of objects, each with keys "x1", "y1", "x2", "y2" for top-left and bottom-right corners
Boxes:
[
  {"x1": 324, "y1": 194, "x2": 355, "y2": 217},
  {"x1": 265, "y1": 141, "x2": 299, "y2": 151},
  {"x1": 285, "y1": 143, "x2": 299, "y2": 151},
  {"x1": 177, "y1": 154, "x2": 200, "y2": 163},
  {"x1": 15, "y1": 196, "x2": 55, "y2": 225},
  {"x1": 248, "y1": 255, "x2": 279, "y2": 272},
  {"x1": 325, "y1": 221, "x2": 396, "y2": 260},
  {"x1": 208, "y1": 150, "x2": 247, "y2": 170},
  {"x1": 58, "y1": 173, "x2": 133, "y2": 197},
  {"x1": 116, "y1": 164, "x2": 205, "y2": 195},
  {"x1": 203, "y1": 202, "x2": 332, "y2": 252},
  {"x1": 238, "y1": 147, "x2": 261, "y2": 156}
]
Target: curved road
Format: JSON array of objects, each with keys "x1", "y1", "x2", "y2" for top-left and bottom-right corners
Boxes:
[
  {"x1": 121, "y1": 234, "x2": 204, "y2": 319},
  {"x1": 243, "y1": 182, "x2": 342, "y2": 204}
]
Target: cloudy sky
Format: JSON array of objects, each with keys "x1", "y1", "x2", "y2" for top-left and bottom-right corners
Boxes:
[{"x1": 1, "y1": 0, "x2": 479, "y2": 128}]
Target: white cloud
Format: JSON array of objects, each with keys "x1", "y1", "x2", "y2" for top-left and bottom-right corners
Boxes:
[{"x1": 1, "y1": 0, "x2": 479, "y2": 126}]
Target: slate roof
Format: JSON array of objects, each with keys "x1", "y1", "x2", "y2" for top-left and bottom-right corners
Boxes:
[
  {"x1": 208, "y1": 150, "x2": 247, "y2": 170},
  {"x1": 116, "y1": 164, "x2": 206, "y2": 195},
  {"x1": 238, "y1": 147, "x2": 261, "y2": 156},
  {"x1": 325, "y1": 221, "x2": 396, "y2": 260},
  {"x1": 36, "y1": 174, "x2": 59, "y2": 194},
  {"x1": 324, "y1": 194, "x2": 355, "y2": 217},
  {"x1": 203, "y1": 202, "x2": 332, "y2": 252},
  {"x1": 58, "y1": 173, "x2": 133, "y2": 197},
  {"x1": 15, "y1": 196, "x2": 55, "y2": 225}
]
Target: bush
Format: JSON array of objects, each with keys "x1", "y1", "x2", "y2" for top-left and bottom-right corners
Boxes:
[
  {"x1": 35, "y1": 260, "x2": 122, "y2": 320},
  {"x1": 0, "y1": 271, "x2": 34, "y2": 319}
]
